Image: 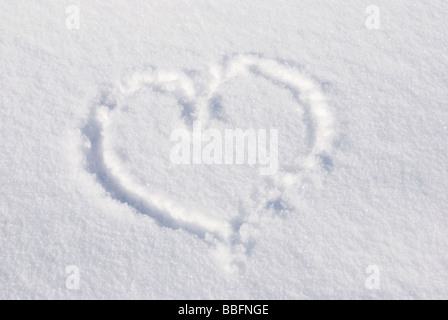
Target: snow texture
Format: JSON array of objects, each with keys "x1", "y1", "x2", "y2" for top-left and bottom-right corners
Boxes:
[{"x1": 1, "y1": 0, "x2": 447, "y2": 299}]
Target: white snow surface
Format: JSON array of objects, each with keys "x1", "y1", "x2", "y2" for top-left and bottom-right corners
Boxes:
[{"x1": 1, "y1": 0, "x2": 447, "y2": 299}]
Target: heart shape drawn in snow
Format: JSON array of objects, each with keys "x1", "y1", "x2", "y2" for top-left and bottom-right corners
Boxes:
[{"x1": 82, "y1": 54, "x2": 334, "y2": 271}]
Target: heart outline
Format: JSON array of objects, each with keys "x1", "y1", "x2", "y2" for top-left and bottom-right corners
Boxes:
[{"x1": 81, "y1": 54, "x2": 334, "y2": 269}]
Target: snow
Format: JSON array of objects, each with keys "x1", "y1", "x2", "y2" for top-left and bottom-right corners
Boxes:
[{"x1": 1, "y1": 0, "x2": 447, "y2": 299}]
